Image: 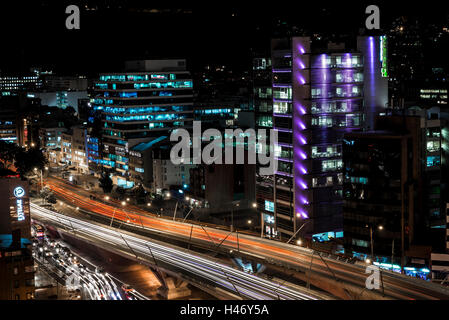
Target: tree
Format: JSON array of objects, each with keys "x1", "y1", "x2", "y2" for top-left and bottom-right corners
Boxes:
[
  {"x1": 99, "y1": 172, "x2": 113, "y2": 194},
  {"x1": 0, "y1": 141, "x2": 47, "y2": 178},
  {"x1": 39, "y1": 186, "x2": 57, "y2": 204},
  {"x1": 46, "y1": 193, "x2": 57, "y2": 204},
  {"x1": 14, "y1": 147, "x2": 48, "y2": 178},
  {"x1": 115, "y1": 186, "x2": 126, "y2": 199},
  {"x1": 133, "y1": 184, "x2": 147, "y2": 204},
  {"x1": 0, "y1": 140, "x2": 20, "y2": 169},
  {"x1": 39, "y1": 186, "x2": 52, "y2": 199}
]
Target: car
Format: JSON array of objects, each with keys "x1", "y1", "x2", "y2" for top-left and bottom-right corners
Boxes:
[{"x1": 61, "y1": 247, "x2": 71, "y2": 256}]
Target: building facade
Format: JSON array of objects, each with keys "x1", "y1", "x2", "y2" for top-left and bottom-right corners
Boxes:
[
  {"x1": 257, "y1": 36, "x2": 388, "y2": 241},
  {"x1": 0, "y1": 233, "x2": 35, "y2": 300},
  {"x1": 90, "y1": 59, "x2": 194, "y2": 188}
]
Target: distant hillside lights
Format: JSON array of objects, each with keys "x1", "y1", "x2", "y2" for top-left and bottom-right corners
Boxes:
[{"x1": 170, "y1": 121, "x2": 278, "y2": 175}]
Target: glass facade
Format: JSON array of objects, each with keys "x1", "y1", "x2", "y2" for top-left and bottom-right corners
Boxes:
[
  {"x1": 262, "y1": 36, "x2": 388, "y2": 241},
  {"x1": 92, "y1": 71, "x2": 193, "y2": 186}
]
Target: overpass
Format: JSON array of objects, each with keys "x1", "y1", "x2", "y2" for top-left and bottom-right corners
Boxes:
[
  {"x1": 43, "y1": 177, "x2": 449, "y2": 300},
  {"x1": 31, "y1": 203, "x2": 327, "y2": 300}
]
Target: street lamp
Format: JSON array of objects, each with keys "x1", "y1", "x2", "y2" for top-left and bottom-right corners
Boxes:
[
  {"x1": 34, "y1": 167, "x2": 44, "y2": 194},
  {"x1": 147, "y1": 202, "x2": 151, "y2": 207},
  {"x1": 110, "y1": 201, "x2": 126, "y2": 227},
  {"x1": 287, "y1": 220, "x2": 311, "y2": 245},
  {"x1": 367, "y1": 224, "x2": 384, "y2": 263},
  {"x1": 230, "y1": 202, "x2": 239, "y2": 232}
]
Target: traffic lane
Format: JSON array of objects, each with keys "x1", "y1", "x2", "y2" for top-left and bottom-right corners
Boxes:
[
  {"x1": 31, "y1": 204, "x2": 321, "y2": 300},
  {"x1": 40, "y1": 235, "x2": 123, "y2": 300},
  {"x1": 44, "y1": 179, "x2": 448, "y2": 300}
]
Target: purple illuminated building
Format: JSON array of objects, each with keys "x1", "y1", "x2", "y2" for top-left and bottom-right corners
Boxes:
[{"x1": 259, "y1": 36, "x2": 388, "y2": 241}]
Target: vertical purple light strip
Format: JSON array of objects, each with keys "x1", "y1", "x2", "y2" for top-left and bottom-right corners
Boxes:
[
  {"x1": 369, "y1": 36, "x2": 375, "y2": 129},
  {"x1": 293, "y1": 40, "x2": 309, "y2": 220}
]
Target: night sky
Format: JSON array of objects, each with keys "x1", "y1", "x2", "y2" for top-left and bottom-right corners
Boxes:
[{"x1": 1, "y1": 0, "x2": 449, "y2": 75}]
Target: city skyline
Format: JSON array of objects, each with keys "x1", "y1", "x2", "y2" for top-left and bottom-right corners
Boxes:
[{"x1": 2, "y1": 0, "x2": 449, "y2": 307}]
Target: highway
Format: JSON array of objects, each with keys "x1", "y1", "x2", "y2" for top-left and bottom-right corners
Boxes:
[
  {"x1": 32, "y1": 231, "x2": 148, "y2": 300},
  {"x1": 44, "y1": 177, "x2": 449, "y2": 300},
  {"x1": 31, "y1": 203, "x2": 323, "y2": 300}
]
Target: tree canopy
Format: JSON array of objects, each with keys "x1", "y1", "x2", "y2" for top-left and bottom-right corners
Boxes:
[{"x1": 0, "y1": 141, "x2": 47, "y2": 178}]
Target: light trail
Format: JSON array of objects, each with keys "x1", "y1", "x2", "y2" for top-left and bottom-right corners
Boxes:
[
  {"x1": 43, "y1": 177, "x2": 449, "y2": 300},
  {"x1": 31, "y1": 203, "x2": 321, "y2": 300}
]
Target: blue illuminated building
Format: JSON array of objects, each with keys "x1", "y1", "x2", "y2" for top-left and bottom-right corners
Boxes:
[{"x1": 91, "y1": 59, "x2": 194, "y2": 187}]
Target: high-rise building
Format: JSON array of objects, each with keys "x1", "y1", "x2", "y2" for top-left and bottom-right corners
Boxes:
[
  {"x1": 0, "y1": 171, "x2": 34, "y2": 300},
  {"x1": 0, "y1": 73, "x2": 42, "y2": 96},
  {"x1": 0, "y1": 94, "x2": 40, "y2": 146},
  {"x1": 0, "y1": 173, "x2": 32, "y2": 242},
  {"x1": 342, "y1": 116, "x2": 422, "y2": 267},
  {"x1": 90, "y1": 59, "x2": 194, "y2": 188},
  {"x1": 342, "y1": 111, "x2": 449, "y2": 275},
  {"x1": 257, "y1": 36, "x2": 388, "y2": 241},
  {"x1": 252, "y1": 55, "x2": 277, "y2": 237}
]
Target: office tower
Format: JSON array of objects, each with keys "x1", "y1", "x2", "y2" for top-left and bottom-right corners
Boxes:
[
  {"x1": 0, "y1": 95, "x2": 40, "y2": 146},
  {"x1": 258, "y1": 36, "x2": 388, "y2": 241},
  {"x1": 252, "y1": 56, "x2": 277, "y2": 237},
  {"x1": 0, "y1": 174, "x2": 31, "y2": 241},
  {"x1": 0, "y1": 72, "x2": 42, "y2": 96},
  {"x1": 342, "y1": 115, "x2": 424, "y2": 274},
  {"x1": 91, "y1": 59, "x2": 194, "y2": 188}
]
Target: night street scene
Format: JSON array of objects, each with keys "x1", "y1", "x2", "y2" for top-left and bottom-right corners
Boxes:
[{"x1": 3, "y1": 0, "x2": 449, "y2": 311}]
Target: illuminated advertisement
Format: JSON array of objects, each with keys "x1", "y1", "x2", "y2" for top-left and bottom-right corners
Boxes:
[
  {"x1": 264, "y1": 214, "x2": 275, "y2": 224},
  {"x1": 264, "y1": 200, "x2": 274, "y2": 213},
  {"x1": 13, "y1": 186, "x2": 26, "y2": 221}
]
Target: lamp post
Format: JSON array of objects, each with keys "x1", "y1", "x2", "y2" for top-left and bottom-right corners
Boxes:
[
  {"x1": 367, "y1": 224, "x2": 383, "y2": 263},
  {"x1": 110, "y1": 201, "x2": 126, "y2": 227},
  {"x1": 287, "y1": 220, "x2": 311, "y2": 245},
  {"x1": 34, "y1": 167, "x2": 48, "y2": 194},
  {"x1": 230, "y1": 202, "x2": 240, "y2": 232}
]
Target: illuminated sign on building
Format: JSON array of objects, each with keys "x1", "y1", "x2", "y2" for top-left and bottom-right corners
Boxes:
[
  {"x1": 380, "y1": 36, "x2": 388, "y2": 78},
  {"x1": 13, "y1": 186, "x2": 25, "y2": 221},
  {"x1": 264, "y1": 214, "x2": 275, "y2": 224},
  {"x1": 264, "y1": 200, "x2": 274, "y2": 213}
]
